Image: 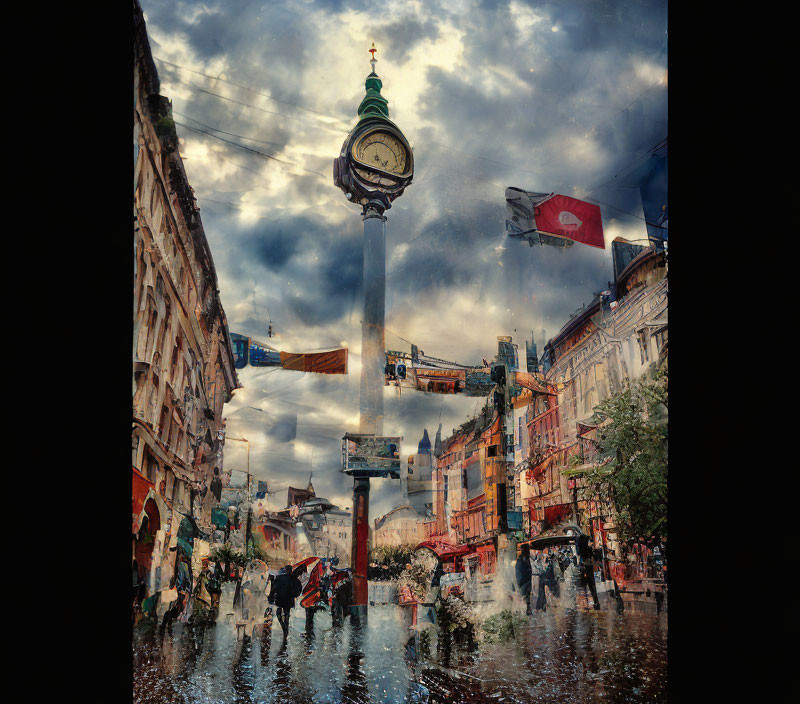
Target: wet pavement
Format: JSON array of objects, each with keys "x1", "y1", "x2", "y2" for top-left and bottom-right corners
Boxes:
[{"x1": 134, "y1": 585, "x2": 667, "y2": 703}]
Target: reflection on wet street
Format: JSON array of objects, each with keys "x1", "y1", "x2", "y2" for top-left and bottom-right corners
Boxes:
[{"x1": 134, "y1": 590, "x2": 666, "y2": 703}]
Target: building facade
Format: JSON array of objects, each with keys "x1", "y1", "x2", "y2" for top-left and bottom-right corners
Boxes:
[
  {"x1": 540, "y1": 244, "x2": 668, "y2": 573},
  {"x1": 132, "y1": 0, "x2": 238, "y2": 600},
  {"x1": 373, "y1": 505, "x2": 425, "y2": 549},
  {"x1": 418, "y1": 244, "x2": 667, "y2": 584}
]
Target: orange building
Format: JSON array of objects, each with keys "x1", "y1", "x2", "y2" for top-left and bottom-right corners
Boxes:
[{"x1": 436, "y1": 404, "x2": 508, "y2": 577}]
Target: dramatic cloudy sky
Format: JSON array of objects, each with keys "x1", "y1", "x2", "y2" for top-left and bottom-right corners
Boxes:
[{"x1": 140, "y1": 0, "x2": 667, "y2": 518}]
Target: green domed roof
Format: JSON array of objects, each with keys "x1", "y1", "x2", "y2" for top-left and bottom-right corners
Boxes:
[{"x1": 357, "y1": 70, "x2": 389, "y2": 120}]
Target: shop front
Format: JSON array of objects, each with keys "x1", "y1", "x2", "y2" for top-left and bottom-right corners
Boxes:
[{"x1": 133, "y1": 467, "x2": 169, "y2": 597}]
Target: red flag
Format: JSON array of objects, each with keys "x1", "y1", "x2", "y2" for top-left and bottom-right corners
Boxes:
[
  {"x1": 535, "y1": 194, "x2": 605, "y2": 249},
  {"x1": 280, "y1": 348, "x2": 348, "y2": 374}
]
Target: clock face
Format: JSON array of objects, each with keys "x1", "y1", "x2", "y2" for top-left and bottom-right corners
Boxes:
[
  {"x1": 354, "y1": 167, "x2": 398, "y2": 187},
  {"x1": 352, "y1": 131, "x2": 408, "y2": 175}
]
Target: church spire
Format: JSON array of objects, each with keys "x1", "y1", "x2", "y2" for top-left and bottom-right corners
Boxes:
[
  {"x1": 434, "y1": 423, "x2": 443, "y2": 457},
  {"x1": 418, "y1": 428, "x2": 431, "y2": 454}
]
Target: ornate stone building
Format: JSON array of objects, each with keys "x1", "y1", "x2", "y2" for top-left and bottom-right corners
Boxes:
[
  {"x1": 132, "y1": 0, "x2": 238, "y2": 598},
  {"x1": 537, "y1": 244, "x2": 668, "y2": 569}
]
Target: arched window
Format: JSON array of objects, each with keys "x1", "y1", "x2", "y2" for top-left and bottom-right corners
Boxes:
[
  {"x1": 156, "y1": 298, "x2": 171, "y2": 358},
  {"x1": 144, "y1": 305, "x2": 158, "y2": 361},
  {"x1": 171, "y1": 334, "x2": 183, "y2": 385}
]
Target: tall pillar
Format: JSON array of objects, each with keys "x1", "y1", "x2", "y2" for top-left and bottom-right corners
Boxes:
[
  {"x1": 359, "y1": 204, "x2": 386, "y2": 435},
  {"x1": 350, "y1": 202, "x2": 387, "y2": 625}
]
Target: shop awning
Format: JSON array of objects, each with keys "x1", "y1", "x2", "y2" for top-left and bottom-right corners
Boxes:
[
  {"x1": 415, "y1": 539, "x2": 471, "y2": 560},
  {"x1": 132, "y1": 467, "x2": 157, "y2": 534},
  {"x1": 544, "y1": 503, "x2": 573, "y2": 526},
  {"x1": 133, "y1": 467, "x2": 155, "y2": 518}
]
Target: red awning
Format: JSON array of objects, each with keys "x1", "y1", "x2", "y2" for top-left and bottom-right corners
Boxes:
[
  {"x1": 544, "y1": 503, "x2": 572, "y2": 525},
  {"x1": 415, "y1": 539, "x2": 471, "y2": 560},
  {"x1": 133, "y1": 467, "x2": 155, "y2": 520}
]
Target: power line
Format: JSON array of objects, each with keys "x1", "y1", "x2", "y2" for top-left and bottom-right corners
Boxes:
[
  {"x1": 175, "y1": 120, "x2": 292, "y2": 165},
  {"x1": 174, "y1": 120, "x2": 327, "y2": 179},
  {"x1": 174, "y1": 110, "x2": 284, "y2": 148},
  {"x1": 584, "y1": 197, "x2": 666, "y2": 229},
  {"x1": 154, "y1": 55, "x2": 348, "y2": 125},
  {"x1": 177, "y1": 80, "x2": 304, "y2": 122},
  {"x1": 582, "y1": 137, "x2": 667, "y2": 198},
  {"x1": 171, "y1": 77, "x2": 344, "y2": 136}
]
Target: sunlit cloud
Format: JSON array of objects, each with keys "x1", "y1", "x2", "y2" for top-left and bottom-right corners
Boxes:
[{"x1": 141, "y1": 0, "x2": 667, "y2": 517}]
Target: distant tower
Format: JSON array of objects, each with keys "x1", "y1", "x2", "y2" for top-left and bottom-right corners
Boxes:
[
  {"x1": 526, "y1": 331, "x2": 539, "y2": 373},
  {"x1": 418, "y1": 428, "x2": 431, "y2": 454},
  {"x1": 433, "y1": 423, "x2": 443, "y2": 457}
]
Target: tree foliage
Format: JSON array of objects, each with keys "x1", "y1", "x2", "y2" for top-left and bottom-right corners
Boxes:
[
  {"x1": 584, "y1": 366, "x2": 667, "y2": 545},
  {"x1": 368, "y1": 545, "x2": 416, "y2": 580}
]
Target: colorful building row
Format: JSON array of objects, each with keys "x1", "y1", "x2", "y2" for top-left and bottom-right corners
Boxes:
[{"x1": 413, "y1": 240, "x2": 667, "y2": 583}]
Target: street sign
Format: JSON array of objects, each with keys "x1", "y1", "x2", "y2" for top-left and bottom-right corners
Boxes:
[{"x1": 341, "y1": 433, "x2": 402, "y2": 478}]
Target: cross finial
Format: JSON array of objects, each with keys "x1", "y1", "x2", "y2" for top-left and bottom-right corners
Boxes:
[{"x1": 369, "y1": 42, "x2": 377, "y2": 73}]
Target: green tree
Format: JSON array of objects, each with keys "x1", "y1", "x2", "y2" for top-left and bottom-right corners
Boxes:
[{"x1": 583, "y1": 366, "x2": 667, "y2": 546}]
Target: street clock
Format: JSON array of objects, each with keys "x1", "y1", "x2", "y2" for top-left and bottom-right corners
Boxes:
[{"x1": 334, "y1": 46, "x2": 413, "y2": 211}]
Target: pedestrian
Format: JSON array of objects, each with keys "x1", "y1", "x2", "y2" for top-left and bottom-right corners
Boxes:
[
  {"x1": 531, "y1": 551, "x2": 547, "y2": 611},
  {"x1": 543, "y1": 552, "x2": 560, "y2": 600},
  {"x1": 159, "y1": 577, "x2": 183, "y2": 640},
  {"x1": 331, "y1": 569, "x2": 352, "y2": 627},
  {"x1": 208, "y1": 560, "x2": 223, "y2": 621},
  {"x1": 189, "y1": 558, "x2": 213, "y2": 650},
  {"x1": 577, "y1": 535, "x2": 601, "y2": 610},
  {"x1": 269, "y1": 564, "x2": 302, "y2": 637},
  {"x1": 515, "y1": 544, "x2": 533, "y2": 615}
]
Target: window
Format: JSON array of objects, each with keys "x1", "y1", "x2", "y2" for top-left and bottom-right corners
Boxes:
[
  {"x1": 159, "y1": 405, "x2": 170, "y2": 440},
  {"x1": 146, "y1": 451, "x2": 159, "y2": 483},
  {"x1": 487, "y1": 445, "x2": 499, "y2": 458},
  {"x1": 171, "y1": 336, "x2": 182, "y2": 384},
  {"x1": 145, "y1": 308, "x2": 158, "y2": 359},
  {"x1": 638, "y1": 330, "x2": 650, "y2": 364}
]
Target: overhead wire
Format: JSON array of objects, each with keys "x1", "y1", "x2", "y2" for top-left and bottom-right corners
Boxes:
[
  {"x1": 174, "y1": 120, "x2": 327, "y2": 178},
  {"x1": 153, "y1": 55, "x2": 349, "y2": 125},
  {"x1": 174, "y1": 110, "x2": 285, "y2": 148}
]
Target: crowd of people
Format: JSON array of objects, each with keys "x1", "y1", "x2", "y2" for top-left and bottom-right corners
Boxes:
[
  {"x1": 514, "y1": 535, "x2": 603, "y2": 614},
  {"x1": 133, "y1": 551, "x2": 359, "y2": 650}
]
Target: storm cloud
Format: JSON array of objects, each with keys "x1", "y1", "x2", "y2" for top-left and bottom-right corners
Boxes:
[{"x1": 140, "y1": 0, "x2": 667, "y2": 517}]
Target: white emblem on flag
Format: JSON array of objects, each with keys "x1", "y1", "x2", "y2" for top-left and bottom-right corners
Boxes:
[{"x1": 558, "y1": 211, "x2": 582, "y2": 230}]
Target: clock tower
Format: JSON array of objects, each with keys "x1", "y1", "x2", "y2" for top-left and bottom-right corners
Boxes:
[
  {"x1": 334, "y1": 44, "x2": 414, "y2": 213},
  {"x1": 334, "y1": 45, "x2": 413, "y2": 625}
]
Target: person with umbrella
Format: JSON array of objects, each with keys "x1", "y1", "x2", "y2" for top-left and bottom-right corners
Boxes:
[
  {"x1": 269, "y1": 564, "x2": 303, "y2": 638},
  {"x1": 515, "y1": 543, "x2": 533, "y2": 615}
]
